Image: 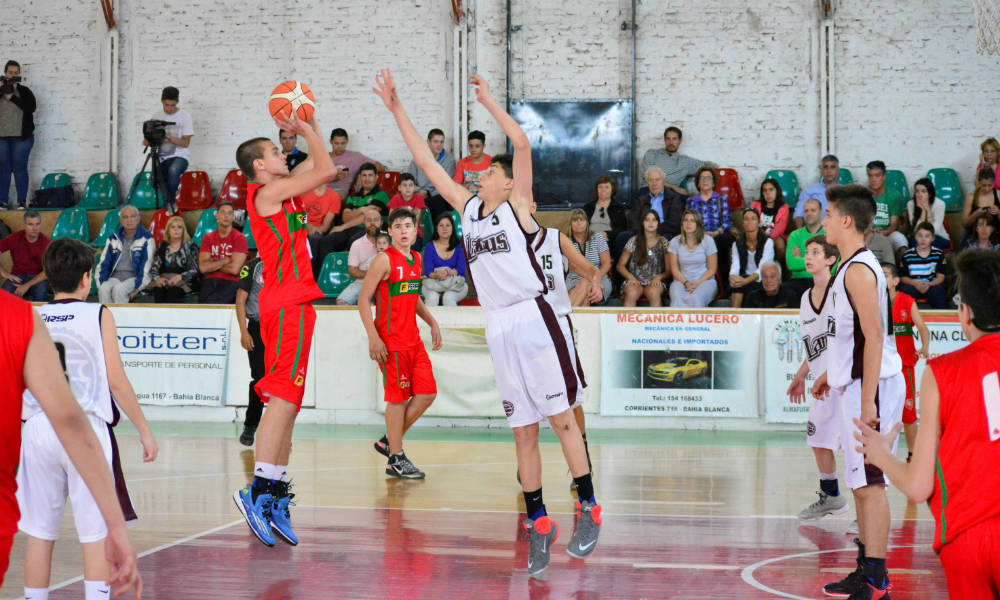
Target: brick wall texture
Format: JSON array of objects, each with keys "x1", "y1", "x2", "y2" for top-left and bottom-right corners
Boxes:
[{"x1": 3, "y1": 0, "x2": 994, "y2": 204}]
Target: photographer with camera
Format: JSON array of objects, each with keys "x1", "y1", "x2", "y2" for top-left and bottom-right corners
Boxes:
[
  {"x1": 142, "y1": 86, "x2": 193, "y2": 213},
  {"x1": 0, "y1": 60, "x2": 36, "y2": 209}
]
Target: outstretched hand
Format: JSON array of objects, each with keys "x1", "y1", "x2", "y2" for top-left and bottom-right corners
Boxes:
[
  {"x1": 372, "y1": 69, "x2": 400, "y2": 111},
  {"x1": 469, "y1": 75, "x2": 492, "y2": 103}
]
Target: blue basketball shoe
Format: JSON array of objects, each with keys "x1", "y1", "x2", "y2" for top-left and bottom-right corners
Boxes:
[
  {"x1": 233, "y1": 482, "x2": 276, "y2": 547},
  {"x1": 269, "y1": 480, "x2": 298, "y2": 546}
]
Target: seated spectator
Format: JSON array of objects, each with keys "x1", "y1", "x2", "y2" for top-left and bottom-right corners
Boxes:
[
  {"x1": 327, "y1": 127, "x2": 384, "y2": 199},
  {"x1": 867, "y1": 160, "x2": 908, "y2": 251},
  {"x1": 453, "y1": 130, "x2": 491, "y2": 193},
  {"x1": 408, "y1": 128, "x2": 456, "y2": 220},
  {"x1": 617, "y1": 210, "x2": 670, "y2": 307},
  {"x1": 751, "y1": 178, "x2": 790, "y2": 257},
  {"x1": 639, "y1": 126, "x2": 711, "y2": 195},
  {"x1": 422, "y1": 213, "x2": 468, "y2": 306},
  {"x1": 961, "y1": 213, "x2": 1000, "y2": 252},
  {"x1": 302, "y1": 181, "x2": 353, "y2": 276},
  {"x1": 344, "y1": 163, "x2": 390, "y2": 225},
  {"x1": 795, "y1": 154, "x2": 840, "y2": 228},
  {"x1": 729, "y1": 208, "x2": 774, "y2": 308},
  {"x1": 977, "y1": 137, "x2": 1000, "y2": 190},
  {"x1": 147, "y1": 86, "x2": 193, "y2": 214},
  {"x1": 337, "y1": 211, "x2": 384, "y2": 306},
  {"x1": 0, "y1": 210, "x2": 49, "y2": 300},
  {"x1": 963, "y1": 166, "x2": 1000, "y2": 231},
  {"x1": 388, "y1": 173, "x2": 426, "y2": 249},
  {"x1": 907, "y1": 177, "x2": 949, "y2": 250},
  {"x1": 785, "y1": 198, "x2": 824, "y2": 298},
  {"x1": 198, "y1": 201, "x2": 247, "y2": 304},
  {"x1": 864, "y1": 224, "x2": 896, "y2": 266},
  {"x1": 279, "y1": 129, "x2": 307, "y2": 171},
  {"x1": 146, "y1": 216, "x2": 199, "y2": 303},
  {"x1": 743, "y1": 261, "x2": 797, "y2": 308},
  {"x1": 619, "y1": 166, "x2": 687, "y2": 255},
  {"x1": 97, "y1": 205, "x2": 156, "y2": 303},
  {"x1": 583, "y1": 175, "x2": 628, "y2": 250},
  {"x1": 898, "y1": 222, "x2": 948, "y2": 308},
  {"x1": 688, "y1": 165, "x2": 734, "y2": 278},
  {"x1": 667, "y1": 209, "x2": 718, "y2": 308},
  {"x1": 565, "y1": 209, "x2": 612, "y2": 305}
]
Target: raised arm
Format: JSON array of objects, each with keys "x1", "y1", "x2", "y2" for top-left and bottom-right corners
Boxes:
[
  {"x1": 373, "y1": 69, "x2": 471, "y2": 212},
  {"x1": 255, "y1": 116, "x2": 337, "y2": 213},
  {"x1": 469, "y1": 76, "x2": 532, "y2": 210}
]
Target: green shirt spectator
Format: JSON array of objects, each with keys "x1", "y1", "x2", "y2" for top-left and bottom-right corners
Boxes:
[
  {"x1": 786, "y1": 225, "x2": 825, "y2": 280},
  {"x1": 872, "y1": 186, "x2": 903, "y2": 231},
  {"x1": 343, "y1": 162, "x2": 390, "y2": 227}
]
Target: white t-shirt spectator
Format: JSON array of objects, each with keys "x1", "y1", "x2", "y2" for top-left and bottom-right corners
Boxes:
[
  {"x1": 348, "y1": 234, "x2": 378, "y2": 270},
  {"x1": 150, "y1": 109, "x2": 194, "y2": 161},
  {"x1": 729, "y1": 238, "x2": 775, "y2": 277},
  {"x1": 907, "y1": 199, "x2": 946, "y2": 239}
]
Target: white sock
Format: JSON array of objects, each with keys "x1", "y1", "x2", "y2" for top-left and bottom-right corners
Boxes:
[
  {"x1": 820, "y1": 471, "x2": 837, "y2": 481},
  {"x1": 84, "y1": 580, "x2": 110, "y2": 599},
  {"x1": 24, "y1": 588, "x2": 49, "y2": 600},
  {"x1": 278, "y1": 466, "x2": 288, "y2": 482},
  {"x1": 254, "y1": 461, "x2": 278, "y2": 480}
]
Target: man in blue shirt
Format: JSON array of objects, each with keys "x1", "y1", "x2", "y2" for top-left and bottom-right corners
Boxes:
[{"x1": 795, "y1": 154, "x2": 840, "y2": 227}]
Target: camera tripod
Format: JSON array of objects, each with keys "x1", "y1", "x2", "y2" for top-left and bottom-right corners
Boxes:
[{"x1": 124, "y1": 142, "x2": 176, "y2": 213}]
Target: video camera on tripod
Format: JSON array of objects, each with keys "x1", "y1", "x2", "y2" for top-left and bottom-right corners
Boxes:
[
  {"x1": 131, "y1": 119, "x2": 178, "y2": 213},
  {"x1": 142, "y1": 119, "x2": 175, "y2": 148}
]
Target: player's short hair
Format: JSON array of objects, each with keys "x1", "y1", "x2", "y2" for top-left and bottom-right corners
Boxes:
[
  {"x1": 491, "y1": 154, "x2": 513, "y2": 179},
  {"x1": 866, "y1": 160, "x2": 887, "y2": 174},
  {"x1": 236, "y1": 137, "x2": 270, "y2": 179},
  {"x1": 914, "y1": 222, "x2": 935, "y2": 236},
  {"x1": 881, "y1": 262, "x2": 899, "y2": 278},
  {"x1": 664, "y1": 126, "x2": 682, "y2": 139},
  {"x1": 956, "y1": 249, "x2": 1000, "y2": 332},
  {"x1": 43, "y1": 238, "x2": 95, "y2": 294},
  {"x1": 427, "y1": 128, "x2": 445, "y2": 140},
  {"x1": 388, "y1": 207, "x2": 416, "y2": 226},
  {"x1": 978, "y1": 166, "x2": 996, "y2": 181},
  {"x1": 806, "y1": 234, "x2": 839, "y2": 260},
  {"x1": 23, "y1": 209, "x2": 40, "y2": 222},
  {"x1": 468, "y1": 130, "x2": 485, "y2": 143},
  {"x1": 826, "y1": 184, "x2": 875, "y2": 233},
  {"x1": 820, "y1": 154, "x2": 839, "y2": 165},
  {"x1": 398, "y1": 173, "x2": 416, "y2": 185},
  {"x1": 329, "y1": 128, "x2": 348, "y2": 140},
  {"x1": 161, "y1": 86, "x2": 179, "y2": 102}
]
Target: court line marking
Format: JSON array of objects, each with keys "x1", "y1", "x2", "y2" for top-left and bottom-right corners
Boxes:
[
  {"x1": 633, "y1": 562, "x2": 740, "y2": 570},
  {"x1": 38, "y1": 519, "x2": 243, "y2": 597},
  {"x1": 740, "y1": 544, "x2": 924, "y2": 600}
]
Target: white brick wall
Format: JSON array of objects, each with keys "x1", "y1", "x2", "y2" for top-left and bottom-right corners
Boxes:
[{"x1": 3, "y1": 0, "x2": 994, "y2": 204}]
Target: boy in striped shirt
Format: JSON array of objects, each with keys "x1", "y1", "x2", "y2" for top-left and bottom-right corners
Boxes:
[{"x1": 898, "y1": 223, "x2": 947, "y2": 308}]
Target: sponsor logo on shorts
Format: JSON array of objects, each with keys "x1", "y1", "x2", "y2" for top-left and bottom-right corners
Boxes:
[
  {"x1": 399, "y1": 374, "x2": 411, "y2": 389},
  {"x1": 806, "y1": 421, "x2": 816, "y2": 436},
  {"x1": 503, "y1": 400, "x2": 515, "y2": 417},
  {"x1": 545, "y1": 392, "x2": 564, "y2": 400},
  {"x1": 294, "y1": 374, "x2": 304, "y2": 386}
]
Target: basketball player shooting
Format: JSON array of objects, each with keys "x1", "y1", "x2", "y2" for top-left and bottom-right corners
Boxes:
[{"x1": 373, "y1": 69, "x2": 602, "y2": 577}]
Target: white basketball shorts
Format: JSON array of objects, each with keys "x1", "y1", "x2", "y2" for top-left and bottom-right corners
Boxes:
[{"x1": 838, "y1": 372, "x2": 905, "y2": 491}]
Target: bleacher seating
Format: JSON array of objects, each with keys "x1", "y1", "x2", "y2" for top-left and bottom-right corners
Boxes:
[
  {"x1": 51, "y1": 207, "x2": 89, "y2": 242},
  {"x1": 885, "y1": 169, "x2": 910, "y2": 204},
  {"x1": 91, "y1": 210, "x2": 120, "y2": 248},
  {"x1": 716, "y1": 168, "x2": 744, "y2": 211},
  {"x1": 926, "y1": 168, "x2": 964, "y2": 213},
  {"x1": 243, "y1": 221, "x2": 256, "y2": 251},
  {"x1": 420, "y1": 207, "x2": 435, "y2": 240},
  {"x1": 127, "y1": 172, "x2": 160, "y2": 210},
  {"x1": 838, "y1": 168, "x2": 854, "y2": 184},
  {"x1": 175, "y1": 171, "x2": 213, "y2": 211},
  {"x1": 217, "y1": 169, "x2": 248, "y2": 210},
  {"x1": 148, "y1": 209, "x2": 173, "y2": 245},
  {"x1": 316, "y1": 252, "x2": 351, "y2": 298},
  {"x1": 79, "y1": 172, "x2": 120, "y2": 210},
  {"x1": 379, "y1": 171, "x2": 401, "y2": 198},
  {"x1": 191, "y1": 209, "x2": 218, "y2": 248},
  {"x1": 40, "y1": 172, "x2": 71, "y2": 190},
  {"x1": 450, "y1": 210, "x2": 462, "y2": 237}
]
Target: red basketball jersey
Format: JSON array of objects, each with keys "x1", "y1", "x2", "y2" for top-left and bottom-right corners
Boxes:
[
  {"x1": 928, "y1": 333, "x2": 1000, "y2": 553},
  {"x1": 375, "y1": 246, "x2": 423, "y2": 351},
  {"x1": 891, "y1": 291, "x2": 919, "y2": 367},
  {"x1": 0, "y1": 293, "x2": 34, "y2": 536},
  {"x1": 246, "y1": 181, "x2": 322, "y2": 313}
]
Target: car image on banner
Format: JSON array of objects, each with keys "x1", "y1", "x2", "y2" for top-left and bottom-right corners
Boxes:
[{"x1": 644, "y1": 352, "x2": 711, "y2": 387}]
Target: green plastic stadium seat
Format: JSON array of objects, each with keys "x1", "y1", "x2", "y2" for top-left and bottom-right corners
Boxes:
[
  {"x1": 243, "y1": 221, "x2": 256, "y2": 251},
  {"x1": 191, "y1": 209, "x2": 218, "y2": 248},
  {"x1": 316, "y1": 252, "x2": 351, "y2": 298},
  {"x1": 420, "y1": 207, "x2": 434, "y2": 241},
  {"x1": 51, "y1": 207, "x2": 90, "y2": 242},
  {"x1": 126, "y1": 172, "x2": 159, "y2": 210},
  {"x1": 885, "y1": 170, "x2": 910, "y2": 204},
  {"x1": 91, "y1": 210, "x2": 120, "y2": 248},
  {"x1": 79, "y1": 172, "x2": 120, "y2": 210},
  {"x1": 837, "y1": 168, "x2": 854, "y2": 185},
  {"x1": 40, "y1": 172, "x2": 71, "y2": 190},
  {"x1": 764, "y1": 170, "x2": 801, "y2": 210},
  {"x1": 926, "y1": 168, "x2": 964, "y2": 213},
  {"x1": 450, "y1": 210, "x2": 462, "y2": 238}
]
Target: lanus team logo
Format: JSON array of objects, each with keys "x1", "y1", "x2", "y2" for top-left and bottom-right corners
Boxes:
[
  {"x1": 803, "y1": 316, "x2": 836, "y2": 362},
  {"x1": 503, "y1": 400, "x2": 515, "y2": 417},
  {"x1": 466, "y1": 231, "x2": 511, "y2": 262}
]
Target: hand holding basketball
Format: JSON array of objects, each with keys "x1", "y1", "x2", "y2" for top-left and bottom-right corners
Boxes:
[{"x1": 269, "y1": 81, "x2": 316, "y2": 122}]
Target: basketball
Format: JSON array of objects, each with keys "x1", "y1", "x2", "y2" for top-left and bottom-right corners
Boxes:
[{"x1": 268, "y1": 81, "x2": 316, "y2": 121}]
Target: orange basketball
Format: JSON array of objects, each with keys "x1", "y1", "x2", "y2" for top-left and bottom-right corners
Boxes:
[{"x1": 268, "y1": 81, "x2": 316, "y2": 121}]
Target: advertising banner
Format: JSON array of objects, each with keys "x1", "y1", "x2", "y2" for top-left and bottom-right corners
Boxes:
[
  {"x1": 600, "y1": 312, "x2": 761, "y2": 417},
  {"x1": 110, "y1": 306, "x2": 230, "y2": 406}
]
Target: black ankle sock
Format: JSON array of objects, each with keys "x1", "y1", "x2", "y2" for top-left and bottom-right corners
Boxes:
[
  {"x1": 863, "y1": 557, "x2": 888, "y2": 589},
  {"x1": 856, "y1": 539, "x2": 867, "y2": 565},
  {"x1": 250, "y1": 476, "x2": 272, "y2": 501},
  {"x1": 583, "y1": 439, "x2": 592, "y2": 471},
  {"x1": 524, "y1": 488, "x2": 546, "y2": 520},
  {"x1": 573, "y1": 473, "x2": 595, "y2": 504},
  {"x1": 820, "y1": 478, "x2": 839, "y2": 497},
  {"x1": 272, "y1": 480, "x2": 289, "y2": 498}
]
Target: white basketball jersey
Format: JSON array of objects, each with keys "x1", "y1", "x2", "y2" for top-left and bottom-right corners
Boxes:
[
  {"x1": 23, "y1": 301, "x2": 114, "y2": 423},
  {"x1": 827, "y1": 248, "x2": 902, "y2": 388},
  {"x1": 533, "y1": 228, "x2": 572, "y2": 318},
  {"x1": 799, "y1": 287, "x2": 835, "y2": 379},
  {"x1": 462, "y1": 196, "x2": 546, "y2": 311}
]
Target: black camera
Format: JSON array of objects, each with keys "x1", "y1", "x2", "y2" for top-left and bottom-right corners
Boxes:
[
  {"x1": 0, "y1": 75, "x2": 22, "y2": 96},
  {"x1": 142, "y1": 119, "x2": 175, "y2": 147}
]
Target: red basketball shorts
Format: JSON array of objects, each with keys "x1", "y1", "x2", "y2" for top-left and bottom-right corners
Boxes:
[
  {"x1": 938, "y1": 516, "x2": 1000, "y2": 599},
  {"x1": 255, "y1": 303, "x2": 316, "y2": 408},
  {"x1": 902, "y1": 366, "x2": 917, "y2": 425},
  {"x1": 0, "y1": 533, "x2": 12, "y2": 589},
  {"x1": 380, "y1": 345, "x2": 436, "y2": 404}
]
